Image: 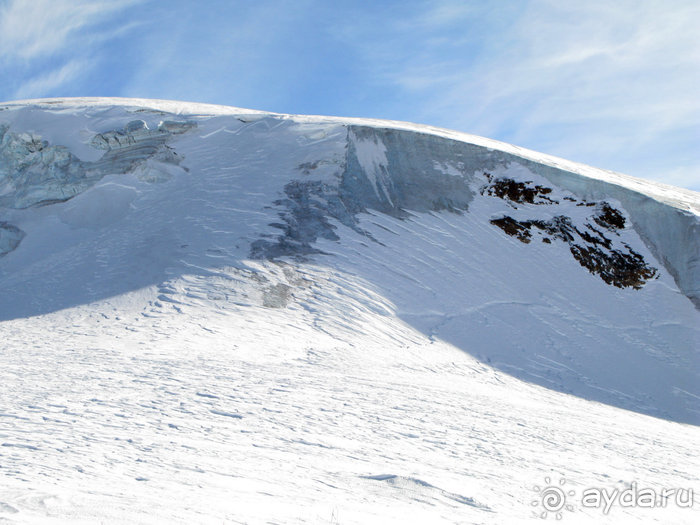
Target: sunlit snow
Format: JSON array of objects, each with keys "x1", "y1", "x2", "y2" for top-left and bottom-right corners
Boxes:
[{"x1": 0, "y1": 98, "x2": 698, "y2": 524}]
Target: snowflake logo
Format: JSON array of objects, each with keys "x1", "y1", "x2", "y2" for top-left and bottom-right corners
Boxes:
[{"x1": 531, "y1": 477, "x2": 576, "y2": 520}]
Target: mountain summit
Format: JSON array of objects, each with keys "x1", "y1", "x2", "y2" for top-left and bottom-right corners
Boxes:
[{"x1": 1, "y1": 98, "x2": 698, "y2": 523}]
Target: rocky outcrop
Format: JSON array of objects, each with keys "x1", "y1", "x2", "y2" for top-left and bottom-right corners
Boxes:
[
  {"x1": 481, "y1": 172, "x2": 557, "y2": 205},
  {"x1": 487, "y1": 177, "x2": 658, "y2": 289}
]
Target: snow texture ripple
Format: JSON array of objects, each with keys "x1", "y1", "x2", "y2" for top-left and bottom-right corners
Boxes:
[{"x1": 0, "y1": 98, "x2": 698, "y2": 524}]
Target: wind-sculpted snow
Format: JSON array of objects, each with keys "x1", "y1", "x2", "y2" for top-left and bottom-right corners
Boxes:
[
  {"x1": 0, "y1": 98, "x2": 698, "y2": 523},
  {"x1": 0, "y1": 119, "x2": 193, "y2": 209}
]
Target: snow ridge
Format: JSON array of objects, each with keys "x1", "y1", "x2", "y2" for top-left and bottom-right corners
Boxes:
[{"x1": 0, "y1": 98, "x2": 698, "y2": 524}]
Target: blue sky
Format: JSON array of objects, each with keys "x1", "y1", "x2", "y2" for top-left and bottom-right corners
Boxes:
[{"x1": 0, "y1": 0, "x2": 698, "y2": 190}]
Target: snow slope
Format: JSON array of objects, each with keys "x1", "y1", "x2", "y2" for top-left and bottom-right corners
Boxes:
[{"x1": 0, "y1": 98, "x2": 698, "y2": 523}]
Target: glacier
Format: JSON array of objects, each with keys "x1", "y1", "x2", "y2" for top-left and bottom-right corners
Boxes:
[
  {"x1": 0, "y1": 98, "x2": 698, "y2": 524},
  {"x1": 0, "y1": 118, "x2": 190, "y2": 209}
]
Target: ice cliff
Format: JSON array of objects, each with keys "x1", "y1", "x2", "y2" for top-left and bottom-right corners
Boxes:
[
  {"x1": 0, "y1": 98, "x2": 698, "y2": 424},
  {"x1": 250, "y1": 123, "x2": 698, "y2": 306}
]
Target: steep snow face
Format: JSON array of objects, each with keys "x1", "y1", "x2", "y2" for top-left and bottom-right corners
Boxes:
[
  {"x1": 0, "y1": 98, "x2": 699, "y2": 523},
  {"x1": 254, "y1": 123, "x2": 696, "y2": 305},
  {"x1": 344, "y1": 127, "x2": 476, "y2": 216},
  {"x1": 345, "y1": 126, "x2": 700, "y2": 309},
  {"x1": 508, "y1": 158, "x2": 700, "y2": 310},
  {"x1": 0, "y1": 99, "x2": 697, "y2": 424},
  {"x1": 251, "y1": 126, "x2": 477, "y2": 258}
]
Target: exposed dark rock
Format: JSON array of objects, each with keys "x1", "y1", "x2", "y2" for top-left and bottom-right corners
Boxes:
[
  {"x1": 594, "y1": 202, "x2": 626, "y2": 230},
  {"x1": 490, "y1": 208, "x2": 657, "y2": 289},
  {"x1": 485, "y1": 180, "x2": 655, "y2": 289},
  {"x1": 530, "y1": 216, "x2": 576, "y2": 242},
  {"x1": 490, "y1": 217, "x2": 532, "y2": 243},
  {"x1": 482, "y1": 176, "x2": 558, "y2": 206},
  {"x1": 578, "y1": 223, "x2": 612, "y2": 249},
  {"x1": 570, "y1": 244, "x2": 656, "y2": 289}
]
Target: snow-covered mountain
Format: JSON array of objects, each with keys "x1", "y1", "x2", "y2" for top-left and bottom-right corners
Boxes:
[{"x1": 0, "y1": 98, "x2": 698, "y2": 524}]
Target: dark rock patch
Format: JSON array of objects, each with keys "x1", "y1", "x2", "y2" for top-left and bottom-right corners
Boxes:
[
  {"x1": 491, "y1": 205, "x2": 657, "y2": 289},
  {"x1": 490, "y1": 217, "x2": 532, "y2": 243},
  {"x1": 482, "y1": 174, "x2": 558, "y2": 206},
  {"x1": 594, "y1": 202, "x2": 626, "y2": 230},
  {"x1": 570, "y1": 244, "x2": 656, "y2": 289},
  {"x1": 529, "y1": 216, "x2": 576, "y2": 242}
]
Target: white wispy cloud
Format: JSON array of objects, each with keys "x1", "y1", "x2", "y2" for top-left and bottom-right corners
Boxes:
[
  {"x1": 0, "y1": 0, "x2": 696, "y2": 189},
  {"x1": 12, "y1": 60, "x2": 88, "y2": 100},
  {"x1": 0, "y1": 0, "x2": 141, "y2": 61},
  {"x1": 0, "y1": 0, "x2": 144, "y2": 100},
  {"x1": 120, "y1": 0, "x2": 317, "y2": 107},
  {"x1": 339, "y1": 0, "x2": 700, "y2": 187}
]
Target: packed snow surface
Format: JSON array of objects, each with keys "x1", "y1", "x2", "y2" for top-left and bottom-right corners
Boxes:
[{"x1": 0, "y1": 98, "x2": 698, "y2": 523}]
